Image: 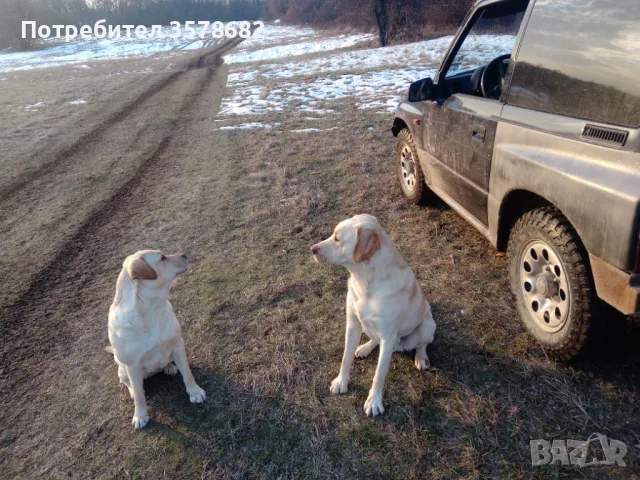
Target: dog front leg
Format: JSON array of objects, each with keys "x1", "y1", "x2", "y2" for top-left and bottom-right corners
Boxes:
[
  {"x1": 330, "y1": 302, "x2": 361, "y2": 394},
  {"x1": 126, "y1": 364, "x2": 149, "y2": 429},
  {"x1": 364, "y1": 336, "x2": 395, "y2": 417},
  {"x1": 172, "y1": 338, "x2": 206, "y2": 403}
]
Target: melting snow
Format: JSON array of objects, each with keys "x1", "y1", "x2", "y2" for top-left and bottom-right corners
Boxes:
[
  {"x1": 230, "y1": 25, "x2": 319, "y2": 53},
  {"x1": 0, "y1": 25, "x2": 224, "y2": 73},
  {"x1": 220, "y1": 27, "x2": 514, "y2": 116},
  {"x1": 291, "y1": 127, "x2": 340, "y2": 133},
  {"x1": 19, "y1": 102, "x2": 44, "y2": 111},
  {"x1": 219, "y1": 122, "x2": 281, "y2": 130},
  {"x1": 224, "y1": 33, "x2": 374, "y2": 64}
]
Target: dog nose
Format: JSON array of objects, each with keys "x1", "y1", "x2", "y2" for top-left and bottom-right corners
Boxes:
[
  {"x1": 180, "y1": 253, "x2": 188, "y2": 260},
  {"x1": 310, "y1": 245, "x2": 320, "y2": 255}
]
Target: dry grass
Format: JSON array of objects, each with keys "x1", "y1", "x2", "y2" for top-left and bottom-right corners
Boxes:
[{"x1": 1, "y1": 44, "x2": 639, "y2": 480}]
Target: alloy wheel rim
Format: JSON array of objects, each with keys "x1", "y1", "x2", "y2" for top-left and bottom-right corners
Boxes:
[
  {"x1": 400, "y1": 145, "x2": 417, "y2": 191},
  {"x1": 519, "y1": 240, "x2": 570, "y2": 333}
]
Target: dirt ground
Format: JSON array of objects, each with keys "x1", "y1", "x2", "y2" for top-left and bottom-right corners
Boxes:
[{"x1": 1, "y1": 38, "x2": 639, "y2": 479}]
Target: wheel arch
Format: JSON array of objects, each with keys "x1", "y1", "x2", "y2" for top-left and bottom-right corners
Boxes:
[
  {"x1": 496, "y1": 189, "x2": 553, "y2": 252},
  {"x1": 392, "y1": 117, "x2": 409, "y2": 137}
]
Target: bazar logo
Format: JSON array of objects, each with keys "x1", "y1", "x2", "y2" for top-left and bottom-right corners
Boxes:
[{"x1": 531, "y1": 433, "x2": 627, "y2": 467}]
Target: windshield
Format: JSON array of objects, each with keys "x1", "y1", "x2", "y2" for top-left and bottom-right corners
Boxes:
[{"x1": 446, "y1": 3, "x2": 527, "y2": 78}]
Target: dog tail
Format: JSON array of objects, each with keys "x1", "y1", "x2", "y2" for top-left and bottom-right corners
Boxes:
[{"x1": 104, "y1": 345, "x2": 115, "y2": 355}]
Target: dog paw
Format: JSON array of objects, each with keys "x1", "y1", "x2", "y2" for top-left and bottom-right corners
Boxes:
[
  {"x1": 329, "y1": 376, "x2": 349, "y2": 394},
  {"x1": 364, "y1": 392, "x2": 385, "y2": 417},
  {"x1": 188, "y1": 385, "x2": 206, "y2": 404},
  {"x1": 164, "y1": 363, "x2": 179, "y2": 376},
  {"x1": 132, "y1": 411, "x2": 150, "y2": 429},
  {"x1": 355, "y1": 343, "x2": 373, "y2": 358},
  {"x1": 414, "y1": 356, "x2": 431, "y2": 371}
]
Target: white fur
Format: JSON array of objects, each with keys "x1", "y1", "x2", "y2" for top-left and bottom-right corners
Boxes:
[
  {"x1": 106, "y1": 250, "x2": 205, "y2": 429},
  {"x1": 311, "y1": 214, "x2": 436, "y2": 417}
]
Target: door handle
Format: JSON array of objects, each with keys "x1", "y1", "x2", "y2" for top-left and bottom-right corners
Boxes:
[{"x1": 472, "y1": 124, "x2": 486, "y2": 142}]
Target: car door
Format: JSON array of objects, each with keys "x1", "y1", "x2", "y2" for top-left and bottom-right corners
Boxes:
[{"x1": 419, "y1": 0, "x2": 530, "y2": 227}]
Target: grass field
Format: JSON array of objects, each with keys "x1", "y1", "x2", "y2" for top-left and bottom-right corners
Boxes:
[{"x1": 1, "y1": 25, "x2": 639, "y2": 479}]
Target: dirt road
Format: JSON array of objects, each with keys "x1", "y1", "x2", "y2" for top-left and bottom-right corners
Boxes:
[{"x1": 0, "y1": 39, "x2": 239, "y2": 476}]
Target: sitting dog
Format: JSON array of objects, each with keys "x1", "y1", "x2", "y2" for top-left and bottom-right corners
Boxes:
[
  {"x1": 310, "y1": 214, "x2": 436, "y2": 417},
  {"x1": 106, "y1": 250, "x2": 206, "y2": 429}
]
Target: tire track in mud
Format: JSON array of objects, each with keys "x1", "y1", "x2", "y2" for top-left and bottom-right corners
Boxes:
[
  {"x1": 0, "y1": 40, "x2": 237, "y2": 363},
  {"x1": 0, "y1": 37, "x2": 241, "y2": 204}
]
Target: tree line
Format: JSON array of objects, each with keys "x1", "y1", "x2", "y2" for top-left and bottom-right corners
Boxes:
[
  {"x1": 1, "y1": 0, "x2": 473, "y2": 49},
  {"x1": 263, "y1": 0, "x2": 473, "y2": 45}
]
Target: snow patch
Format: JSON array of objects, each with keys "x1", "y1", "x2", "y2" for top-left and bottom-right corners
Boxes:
[
  {"x1": 216, "y1": 24, "x2": 517, "y2": 130},
  {"x1": 291, "y1": 127, "x2": 339, "y2": 133},
  {"x1": 0, "y1": 25, "x2": 224, "y2": 73},
  {"x1": 219, "y1": 122, "x2": 281, "y2": 130},
  {"x1": 220, "y1": 27, "x2": 514, "y2": 117},
  {"x1": 19, "y1": 102, "x2": 44, "y2": 111},
  {"x1": 70, "y1": 99, "x2": 87, "y2": 105},
  {"x1": 224, "y1": 33, "x2": 374, "y2": 64},
  {"x1": 229, "y1": 36, "x2": 455, "y2": 83},
  {"x1": 230, "y1": 25, "x2": 318, "y2": 53}
]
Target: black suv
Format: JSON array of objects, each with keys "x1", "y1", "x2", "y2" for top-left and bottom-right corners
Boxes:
[{"x1": 391, "y1": 0, "x2": 640, "y2": 359}]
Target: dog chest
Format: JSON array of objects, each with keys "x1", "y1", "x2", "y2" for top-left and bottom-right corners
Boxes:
[
  {"x1": 352, "y1": 299, "x2": 388, "y2": 338},
  {"x1": 140, "y1": 334, "x2": 179, "y2": 371}
]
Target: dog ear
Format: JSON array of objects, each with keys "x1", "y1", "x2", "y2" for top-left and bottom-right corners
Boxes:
[
  {"x1": 128, "y1": 256, "x2": 157, "y2": 280},
  {"x1": 353, "y1": 227, "x2": 381, "y2": 263}
]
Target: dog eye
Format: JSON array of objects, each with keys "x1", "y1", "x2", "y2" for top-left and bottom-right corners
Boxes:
[
  {"x1": 334, "y1": 235, "x2": 339, "y2": 243},
  {"x1": 160, "y1": 255, "x2": 167, "y2": 261}
]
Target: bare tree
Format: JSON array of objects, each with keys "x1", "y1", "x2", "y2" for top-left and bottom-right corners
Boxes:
[
  {"x1": 263, "y1": 0, "x2": 473, "y2": 46},
  {"x1": 0, "y1": 0, "x2": 35, "y2": 48},
  {"x1": 373, "y1": 0, "x2": 389, "y2": 46}
]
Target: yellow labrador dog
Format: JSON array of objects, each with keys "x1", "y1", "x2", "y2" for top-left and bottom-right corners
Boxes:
[
  {"x1": 311, "y1": 214, "x2": 436, "y2": 417},
  {"x1": 106, "y1": 250, "x2": 206, "y2": 429}
]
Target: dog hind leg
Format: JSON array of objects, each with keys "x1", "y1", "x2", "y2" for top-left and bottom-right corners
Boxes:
[
  {"x1": 403, "y1": 310, "x2": 436, "y2": 371},
  {"x1": 118, "y1": 364, "x2": 134, "y2": 398},
  {"x1": 414, "y1": 344, "x2": 431, "y2": 371}
]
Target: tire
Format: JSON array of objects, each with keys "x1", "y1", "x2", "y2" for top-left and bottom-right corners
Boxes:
[
  {"x1": 507, "y1": 206, "x2": 594, "y2": 360},
  {"x1": 396, "y1": 129, "x2": 429, "y2": 205}
]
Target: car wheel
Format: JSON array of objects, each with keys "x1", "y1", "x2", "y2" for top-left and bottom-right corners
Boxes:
[
  {"x1": 507, "y1": 206, "x2": 594, "y2": 360},
  {"x1": 396, "y1": 128, "x2": 429, "y2": 205}
]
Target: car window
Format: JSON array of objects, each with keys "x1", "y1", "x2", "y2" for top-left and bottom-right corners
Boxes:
[
  {"x1": 508, "y1": 0, "x2": 640, "y2": 128},
  {"x1": 446, "y1": 2, "x2": 527, "y2": 79}
]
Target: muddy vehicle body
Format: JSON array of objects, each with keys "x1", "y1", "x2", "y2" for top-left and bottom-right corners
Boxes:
[{"x1": 392, "y1": 0, "x2": 640, "y2": 359}]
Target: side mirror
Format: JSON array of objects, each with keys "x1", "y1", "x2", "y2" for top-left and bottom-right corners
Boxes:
[{"x1": 408, "y1": 77, "x2": 437, "y2": 102}]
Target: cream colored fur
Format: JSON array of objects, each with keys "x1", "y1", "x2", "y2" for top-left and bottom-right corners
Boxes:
[
  {"x1": 311, "y1": 214, "x2": 436, "y2": 417},
  {"x1": 106, "y1": 250, "x2": 205, "y2": 429}
]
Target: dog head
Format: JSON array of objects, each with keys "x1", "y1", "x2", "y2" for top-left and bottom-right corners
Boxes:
[
  {"x1": 123, "y1": 250, "x2": 189, "y2": 285},
  {"x1": 310, "y1": 214, "x2": 381, "y2": 266}
]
